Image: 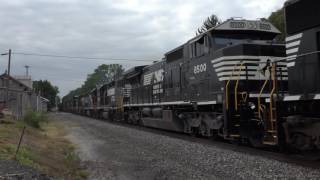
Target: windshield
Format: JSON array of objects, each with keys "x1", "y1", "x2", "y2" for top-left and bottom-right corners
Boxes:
[
  {"x1": 212, "y1": 32, "x2": 275, "y2": 49},
  {"x1": 214, "y1": 37, "x2": 249, "y2": 46}
]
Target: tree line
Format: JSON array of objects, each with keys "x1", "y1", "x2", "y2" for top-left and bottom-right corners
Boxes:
[
  {"x1": 63, "y1": 64, "x2": 124, "y2": 101},
  {"x1": 33, "y1": 80, "x2": 59, "y2": 109}
]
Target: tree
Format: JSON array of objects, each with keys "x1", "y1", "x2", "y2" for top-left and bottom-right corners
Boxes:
[
  {"x1": 80, "y1": 64, "x2": 124, "y2": 94},
  {"x1": 33, "y1": 80, "x2": 59, "y2": 109},
  {"x1": 64, "y1": 64, "x2": 124, "y2": 100},
  {"x1": 196, "y1": 14, "x2": 221, "y2": 35},
  {"x1": 268, "y1": 8, "x2": 285, "y2": 42}
]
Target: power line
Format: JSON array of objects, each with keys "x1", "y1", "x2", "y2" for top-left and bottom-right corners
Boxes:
[{"x1": 12, "y1": 52, "x2": 156, "y2": 62}]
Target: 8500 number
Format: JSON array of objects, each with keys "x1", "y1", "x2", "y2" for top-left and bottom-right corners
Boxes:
[{"x1": 194, "y1": 63, "x2": 207, "y2": 74}]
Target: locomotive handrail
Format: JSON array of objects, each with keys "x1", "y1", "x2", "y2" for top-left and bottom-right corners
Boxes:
[
  {"x1": 234, "y1": 62, "x2": 245, "y2": 111},
  {"x1": 269, "y1": 64, "x2": 277, "y2": 131},
  {"x1": 257, "y1": 66, "x2": 271, "y2": 119},
  {"x1": 225, "y1": 62, "x2": 242, "y2": 110},
  {"x1": 255, "y1": 50, "x2": 320, "y2": 64}
]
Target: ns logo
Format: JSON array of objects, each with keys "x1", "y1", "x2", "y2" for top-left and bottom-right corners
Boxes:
[{"x1": 194, "y1": 63, "x2": 207, "y2": 74}]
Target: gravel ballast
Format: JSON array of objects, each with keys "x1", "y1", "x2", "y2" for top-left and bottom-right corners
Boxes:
[
  {"x1": 56, "y1": 112, "x2": 320, "y2": 180},
  {"x1": 0, "y1": 160, "x2": 53, "y2": 180}
]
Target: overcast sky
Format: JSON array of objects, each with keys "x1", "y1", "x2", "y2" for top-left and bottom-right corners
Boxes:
[{"x1": 0, "y1": 0, "x2": 286, "y2": 96}]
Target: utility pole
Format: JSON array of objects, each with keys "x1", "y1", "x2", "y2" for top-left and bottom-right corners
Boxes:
[
  {"x1": 55, "y1": 96, "x2": 58, "y2": 112},
  {"x1": 7, "y1": 49, "x2": 11, "y2": 76},
  {"x1": 7, "y1": 49, "x2": 11, "y2": 107},
  {"x1": 1, "y1": 49, "x2": 11, "y2": 75},
  {"x1": 24, "y1": 65, "x2": 30, "y2": 76},
  {"x1": 1, "y1": 49, "x2": 12, "y2": 107}
]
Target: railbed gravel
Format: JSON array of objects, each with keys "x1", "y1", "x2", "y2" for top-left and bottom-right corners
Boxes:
[
  {"x1": 0, "y1": 160, "x2": 54, "y2": 180},
  {"x1": 58, "y1": 113, "x2": 320, "y2": 180}
]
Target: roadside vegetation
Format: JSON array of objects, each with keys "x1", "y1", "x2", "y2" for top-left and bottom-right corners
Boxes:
[
  {"x1": 23, "y1": 110, "x2": 48, "y2": 128},
  {"x1": 0, "y1": 112, "x2": 88, "y2": 179}
]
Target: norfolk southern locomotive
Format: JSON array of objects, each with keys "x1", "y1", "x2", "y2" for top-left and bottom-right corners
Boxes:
[
  {"x1": 63, "y1": 0, "x2": 320, "y2": 151},
  {"x1": 274, "y1": 0, "x2": 320, "y2": 151}
]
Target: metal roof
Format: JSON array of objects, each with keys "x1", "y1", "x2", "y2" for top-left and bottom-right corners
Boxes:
[{"x1": 188, "y1": 18, "x2": 281, "y2": 43}]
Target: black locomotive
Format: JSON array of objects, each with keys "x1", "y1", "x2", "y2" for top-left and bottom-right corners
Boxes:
[
  {"x1": 63, "y1": 0, "x2": 320, "y2": 151},
  {"x1": 275, "y1": 0, "x2": 320, "y2": 151}
]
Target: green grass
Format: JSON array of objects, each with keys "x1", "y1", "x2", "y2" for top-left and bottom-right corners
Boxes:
[
  {"x1": 23, "y1": 110, "x2": 48, "y2": 128},
  {"x1": 0, "y1": 115, "x2": 88, "y2": 179},
  {"x1": 0, "y1": 144, "x2": 39, "y2": 169},
  {"x1": 0, "y1": 144, "x2": 15, "y2": 159},
  {"x1": 63, "y1": 144, "x2": 89, "y2": 179},
  {"x1": 16, "y1": 146, "x2": 38, "y2": 168}
]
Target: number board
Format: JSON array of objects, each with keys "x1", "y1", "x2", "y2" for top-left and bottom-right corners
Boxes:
[{"x1": 230, "y1": 21, "x2": 271, "y2": 31}]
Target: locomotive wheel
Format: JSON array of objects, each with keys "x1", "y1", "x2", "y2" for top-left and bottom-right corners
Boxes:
[
  {"x1": 199, "y1": 123, "x2": 210, "y2": 137},
  {"x1": 291, "y1": 132, "x2": 312, "y2": 151},
  {"x1": 249, "y1": 137, "x2": 263, "y2": 148},
  {"x1": 190, "y1": 127, "x2": 200, "y2": 137},
  {"x1": 132, "y1": 118, "x2": 139, "y2": 125}
]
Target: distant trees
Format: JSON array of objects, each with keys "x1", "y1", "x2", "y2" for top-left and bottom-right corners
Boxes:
[
  {"x1": 80, "y1": 64, "x2": 124, "y2": 92},
  {"x1": 196, "y1": 14, "x2": 221, "y2": 35},
  {"x1": 80, "y1": 64, "x2": 124, "y2": 93},
  {"x1": 268, "y1": 8, "x2": 285, "y2": 42},
  {"x1": 64, "y1": 64, "x2": 124, "y2": 100},
  {"x1": 33, "y1": 80, "x2": 59, "y2": 109}
]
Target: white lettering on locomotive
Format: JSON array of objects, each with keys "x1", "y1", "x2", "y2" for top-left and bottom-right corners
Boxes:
[
  {"x1": 153, "y1": 84, "x2": 163, "y2": 94},
  {"x1": 153, "y1": 69, "x2": 164, "y2": 83},
  {"x1": 107, "y1": 88, "x2": 115, "y2": 96},
  {"x1": 194, "y1": 63, "x2": 207, "y2": 74},
  {"x1": 143, "y1": 69, "x2": 164, "y2": 86}
]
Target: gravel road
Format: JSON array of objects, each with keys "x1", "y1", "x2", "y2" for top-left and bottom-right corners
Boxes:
[{"x1": 54, "y1": 112, "x2": 320, "y2": 180}]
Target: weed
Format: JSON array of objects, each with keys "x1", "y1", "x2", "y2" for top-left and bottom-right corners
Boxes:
[
  {"x1": 77, "y1": 170, "x2": 89, "y2": 179},
  {"x1": 0, "y1": 144, "x2": 38, "y2": 168},
  {"x1": 15, "y1": 120, "x2": 26, "y2": 129},
  {"x1": 0, "y1": 144, "x2": 15, "y2": 159},
  {"x1": 16, "y1": 146, "x2": 37, "y2": 168},
  {"x1": 23, "y1": 110, "x2": 48, "y2": 128},
  {"x1": 0, "y1": 115, "x2": 88, "y2": 179}
]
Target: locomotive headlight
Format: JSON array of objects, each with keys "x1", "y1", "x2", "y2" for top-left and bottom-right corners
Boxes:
[{"x1": 249, "y1": 102, "x2": 256, "y2": 110}]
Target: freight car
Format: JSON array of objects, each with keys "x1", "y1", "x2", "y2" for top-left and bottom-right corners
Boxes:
[{"x1": 63, "y1": 17, "x2": 292, "y2": 149}]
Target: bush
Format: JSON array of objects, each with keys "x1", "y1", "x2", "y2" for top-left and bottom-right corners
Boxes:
[
  {"x1": 16, "y1": 146, "x2": 37, "y2": 168},
  {"x1": 23, "y1": 110, "x2": 47, "y2": 128}
]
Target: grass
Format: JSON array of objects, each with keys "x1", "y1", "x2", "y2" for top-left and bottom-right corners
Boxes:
[
  {"x1": 0, "y1": 114, "x2": 88, "y2": 180},
  {"x1": 23, "y1": 110, "x2": 48, "y2": 128}
]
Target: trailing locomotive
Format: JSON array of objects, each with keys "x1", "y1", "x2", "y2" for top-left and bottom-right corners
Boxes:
[{"x1": 274, "y1": 0, "x2": 320, "y2": 151}]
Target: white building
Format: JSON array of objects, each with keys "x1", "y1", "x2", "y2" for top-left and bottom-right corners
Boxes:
[{"x1": 13, "y1": 75, "x2": 33, "y2": 89}]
